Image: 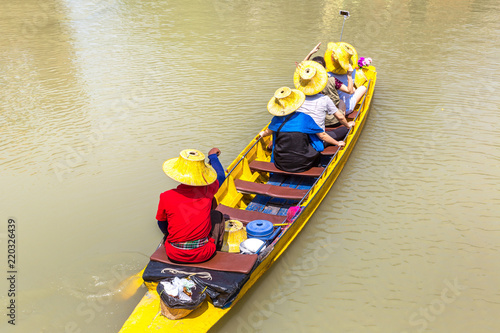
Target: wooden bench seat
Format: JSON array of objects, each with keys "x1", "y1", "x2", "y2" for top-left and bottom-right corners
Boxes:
[
  {"x1": 216, "y1": 204, "x2": 286, "y2": 225},
  {"x1": 325, "y1": 124, "x2": 348, "y2": 131},
  {"x1": 249, "y1": 160, "x2": 324, "y2": 177},
  {"x1": 347, "y1": 110, "x2": 359, "y2": 119},
  {"x1": 321, "y1": 145, "x2": 340, "y2": 156},
  {"x1": 234, "y1": 179, "x2": 308, "y2": 200},
  {"x1": 150, "y1": 244, "x2": 258, "y2": 274}
]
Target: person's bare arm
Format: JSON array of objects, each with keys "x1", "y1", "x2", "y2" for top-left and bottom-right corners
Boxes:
[
  {"x1": 333, "y1": 111, "x2": 355, "y2": 128},
  {"x1": 316, "y1": 132, "x2": 345, "y2": 148},
  {"x1": 258, "y1": 128, "x2": 273, "y2": 139},
  {"x1": 338, "y1": 64, "x2": 355, "y2": 94},
  {"x1": 303, "y1": 42, "x2": 322, "y2": 61}
]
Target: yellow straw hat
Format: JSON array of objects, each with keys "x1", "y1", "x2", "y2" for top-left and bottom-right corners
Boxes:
[
  {"x1": 293, "y1": 60, "x2": 328, "y2": 96},
  {"x1": 267, "y1": 86, "x2": 306, "y2": 116},
  {"x1": 324, "y1": 42, "x2": 359, "y2": 74},
  {"x1": 162, "y1": 149, "x2": 217, "y2": 186},
  {"x1": 354, "y1": 69, "x2": 368, "y2": 88}
]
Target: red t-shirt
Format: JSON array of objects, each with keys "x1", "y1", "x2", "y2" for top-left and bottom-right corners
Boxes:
[{"x1": 156, "y1": 181, "x2": 219, "y2": 263}]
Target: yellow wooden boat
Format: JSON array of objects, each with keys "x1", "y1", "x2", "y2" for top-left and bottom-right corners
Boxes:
[{"x1": 119, "y1": 65, "x2": 377, "y2": 333}]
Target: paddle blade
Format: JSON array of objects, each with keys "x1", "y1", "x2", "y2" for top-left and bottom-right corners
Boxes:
[{"x1": 118, "y1": 268, "x2": 145, "y2": 300}]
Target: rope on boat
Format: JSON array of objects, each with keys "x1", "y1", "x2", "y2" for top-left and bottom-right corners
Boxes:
[{"x1": 160, "y1": 268, "x2": 213, "y2": 280}]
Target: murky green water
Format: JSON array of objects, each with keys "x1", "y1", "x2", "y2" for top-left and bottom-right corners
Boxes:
[{"x1": 1, "y1": 0, "x2": 499, "y2": 332}]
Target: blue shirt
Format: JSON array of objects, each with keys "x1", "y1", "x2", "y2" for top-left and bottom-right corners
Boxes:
[
  {"x1": 269, "y1": 112, "x2": 324, "y2": 152},
  {"x1": 330, "y1": 70, "x2": 357, "y2": 112}
]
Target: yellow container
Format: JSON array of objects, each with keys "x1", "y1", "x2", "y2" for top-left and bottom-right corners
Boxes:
[{"x1": 222, "y1": 220, "x2": 247, "y2": 253}]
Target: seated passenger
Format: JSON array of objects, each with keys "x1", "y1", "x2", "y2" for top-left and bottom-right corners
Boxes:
[
  {"x1": 324, "y1": 42, "x2": 368, "y2": 117},
  {"x1": 258, "y1": 87, "x2": 323, "y2": 173},
  {"x1": 259, "y1": 68, "x2": 350, "y2": 172},
  {"x1": 314, "y1": 56, "x2": 356, "y2": 128},
  {"x1": 302, "y1": 42, "x2": 356, "y2": 128},
  {"x1": 292, "y1": 60, "x2": 350, "y2": 147},
  {"x1": 156, "y1": 148, "x2": 226, "y2": 263}
]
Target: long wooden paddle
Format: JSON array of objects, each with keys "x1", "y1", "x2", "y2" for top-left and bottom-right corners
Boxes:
[{"x1": 118, "y1": 268, "x2": 145, "y2": 300}]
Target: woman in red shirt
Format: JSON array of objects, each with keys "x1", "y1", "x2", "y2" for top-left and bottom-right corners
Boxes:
[{"x1": 156, "y1": 148, "x2": 226, "y2": 263}]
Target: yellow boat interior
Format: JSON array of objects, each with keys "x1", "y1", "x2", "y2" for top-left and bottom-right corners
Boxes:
[{"x1": 119, "y1": 65, "x2": 377, "y2": 333}]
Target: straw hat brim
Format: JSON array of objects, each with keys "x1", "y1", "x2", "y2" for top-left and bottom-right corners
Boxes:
[
  {"x1": 267, "y1": 89, "x2": 306, "y2": 116},
  {"x1": 293, "y1": 61, "x2": 328, "y2": 96},
  {"x1": 354, "y1": 69, "x2": 368, "y2": 88},
  {"x1": 325, "y1": 42, "x2": 359, "y2": 74},
  {"x1": 162, "y1": 150, "x2": 217, "y2": 186}
]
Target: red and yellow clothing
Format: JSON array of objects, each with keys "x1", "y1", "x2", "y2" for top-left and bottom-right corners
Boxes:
[{"x1": 156, "y1": 181, "x2": 219, "y2": 263}]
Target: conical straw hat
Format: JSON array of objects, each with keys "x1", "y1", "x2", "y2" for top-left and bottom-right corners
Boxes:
[
  {"x1": 293, "y1": 60, "x2": 328, "y2": 96},
  {"x1": 162, "y1": 149, "x2": 217, "y2": 186},
  {"x1": 267, "y1": 86, "x2": 306, "y2": 116},
  {"x1": 324, "y1": 42, "x2": 359, "y2": 74},
  {"x1": 354, "y1": 69, "x2": 368, "y2": 88}
]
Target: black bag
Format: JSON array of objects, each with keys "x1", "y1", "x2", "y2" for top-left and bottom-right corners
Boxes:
[
  {"x1": 157, "y1": 278, "x2": 206, "y2": 310},
  {"x1": 274, "y1": 131, "x2": 320, "y2": 173},
  {"x1": 272, "y1": 113, "x2": 320, "y2": 173},
  {"x1": 144, "y1": 260, "x2": 252, "y2": 308}
]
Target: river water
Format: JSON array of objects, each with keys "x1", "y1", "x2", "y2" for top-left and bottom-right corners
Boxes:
[{"x1": 1, "y1": 0, "x2": 499, "y2": 332}]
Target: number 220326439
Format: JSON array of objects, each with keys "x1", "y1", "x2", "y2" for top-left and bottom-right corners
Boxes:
[
  {"x1": 6, "y1": 218, "x2": 17, "y2": 325},
  {"x1": 8, "y1": 219, "x2": 16, "y2": 269}
]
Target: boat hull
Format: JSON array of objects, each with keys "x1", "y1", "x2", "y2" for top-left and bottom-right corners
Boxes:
[{"x1": 120, "y1": 66, "x2": 377, "y2": 333}]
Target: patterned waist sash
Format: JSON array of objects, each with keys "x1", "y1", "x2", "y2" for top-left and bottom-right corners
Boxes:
[{"x1": 170, "y1": 237, "x2": 209, "y2": 250}]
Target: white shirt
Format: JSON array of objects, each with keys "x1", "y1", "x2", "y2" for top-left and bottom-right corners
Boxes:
[{"x1": 296, "y1": 94, "x2": 338, "y2": 130}]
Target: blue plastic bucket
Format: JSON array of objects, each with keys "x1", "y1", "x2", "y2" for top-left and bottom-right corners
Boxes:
[{"x1": 246, "y1": 220, "x2": 280, "y2": 242}]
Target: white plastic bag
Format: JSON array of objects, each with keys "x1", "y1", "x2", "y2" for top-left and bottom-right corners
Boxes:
[{"x1": 160, "y1": 277, "x2": 196, "y2": 300}]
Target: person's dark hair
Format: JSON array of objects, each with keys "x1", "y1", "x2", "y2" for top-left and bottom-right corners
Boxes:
[{"x1": 311, "y1": 56, "x2": 326, "y2": 68}]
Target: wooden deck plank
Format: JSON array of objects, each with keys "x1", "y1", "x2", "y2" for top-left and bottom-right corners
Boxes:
[
  {"x1": 234, "y1": 179, "x2": 308, "y2": 200},
  {"x1": 246, "y1": 173, "x2": 309, "y2": 215},
  {"x1": 347, "y1": 110, "x2": 359, "y2": 119},
  {"x1": 261, "y1": 197, "x2": 289, "y2": 215},
  {"x1": 216, "y1": 204, "x2": 286, "y2": 225},
  {"x1": 246, "y1": 195, "x2": 271, "y2": 212},
  {"x1": 249, "y1": 160, "x2": 324, "y2": 177},
  {"x1": 151, "y1": 244, "x2": 258, "y2": 274},
  {"x1": 321, "y1": 145, "x2": 340, "y2": 156}
]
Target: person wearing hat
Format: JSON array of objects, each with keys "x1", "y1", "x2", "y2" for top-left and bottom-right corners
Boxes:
[
  {"x1": 324, "y1": 42, "x2": 367, "y2": 117},
  {"x1": 303, "y1": 42, "x2": 358, "y2": 127},
  {"x1": 156, "y1": 148, "x2": 226, "y2": 263},
  {"x1": 258, "y1": 87, "x2": 325, "y2": 173},
  {"x1": 291, "y1": 60, "x2": 350, "y2": 147},
  {"x1": 314, "y1": 56, "x2": 356, "y2": 127}
]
